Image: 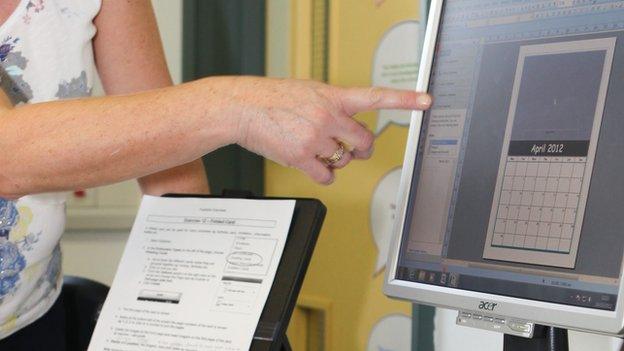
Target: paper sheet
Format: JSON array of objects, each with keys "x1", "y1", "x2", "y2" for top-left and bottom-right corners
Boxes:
[{"x1": 88, "y1": 195, "x2": 296, "y2": 351}]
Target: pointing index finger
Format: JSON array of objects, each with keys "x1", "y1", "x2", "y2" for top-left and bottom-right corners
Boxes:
[{"x1": 339, "y1": 86, "x2": 432, "y2": 116}]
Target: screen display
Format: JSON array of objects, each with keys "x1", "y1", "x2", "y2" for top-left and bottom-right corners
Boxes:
[{"x1": 396, "y1": 0, "x2": 624, "y2": 311}]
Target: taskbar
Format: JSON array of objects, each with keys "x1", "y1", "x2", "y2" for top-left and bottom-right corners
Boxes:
[{"x1": 396, "y1": 266, "x2": 617, "y2": 311}]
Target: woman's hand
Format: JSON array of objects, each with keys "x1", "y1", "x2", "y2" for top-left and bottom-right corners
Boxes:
[
  {"x1": 0, "y1": 75, "x2": 429, "y2": 198},
  {"x1": 228, "y1": 77, "x2": 432, "y2": 184}
]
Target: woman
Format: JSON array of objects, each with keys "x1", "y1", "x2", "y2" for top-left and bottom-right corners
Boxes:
[{"x1": 0, "y1": 0, "x2": 431, "y2": 349}]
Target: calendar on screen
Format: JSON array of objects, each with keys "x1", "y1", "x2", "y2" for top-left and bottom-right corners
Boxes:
[{"x1": 483, "y1": 38, "x2": 616, "y2": 268}]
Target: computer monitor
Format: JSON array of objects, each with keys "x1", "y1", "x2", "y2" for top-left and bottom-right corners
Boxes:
[{"x1": 384, "y1": 0, "x2": 624, "y2": 337}]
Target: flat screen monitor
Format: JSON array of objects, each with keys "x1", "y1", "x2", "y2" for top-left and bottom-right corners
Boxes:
[{"x1": 385, "y1": 0, "x2": 624, "y2": 336}]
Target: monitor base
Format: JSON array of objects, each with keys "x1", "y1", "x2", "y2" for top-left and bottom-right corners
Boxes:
[{"x1": 503, "y1": 325, "x2": 568, "y2": 351}]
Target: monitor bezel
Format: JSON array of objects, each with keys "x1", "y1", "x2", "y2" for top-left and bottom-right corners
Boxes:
[{"x1": 383, "y1": 0, "x2": 624, "y2": 336}]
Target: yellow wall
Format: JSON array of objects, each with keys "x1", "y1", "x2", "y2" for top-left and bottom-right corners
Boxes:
[{"x1": 265, "y1": 1, "x2": 421, "y2": 349}]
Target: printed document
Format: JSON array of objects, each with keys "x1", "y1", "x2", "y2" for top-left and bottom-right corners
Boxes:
[{"x1": 88, "y1": 195, "x2": 296, "y2": 351}]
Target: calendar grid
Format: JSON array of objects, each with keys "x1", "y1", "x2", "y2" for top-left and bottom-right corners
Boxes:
[{"x1": 490, "y1": 156, "x2": 586, "y2": 254}]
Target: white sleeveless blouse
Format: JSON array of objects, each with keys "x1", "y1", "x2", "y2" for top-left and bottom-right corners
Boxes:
[{"x1": 0, "y1": 0, "x2": 101, "y2": 338}]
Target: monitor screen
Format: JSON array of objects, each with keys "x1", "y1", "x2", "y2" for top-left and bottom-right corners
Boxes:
[{"x1": 396, "y1": 0, "x2": 624, "y2": 311}]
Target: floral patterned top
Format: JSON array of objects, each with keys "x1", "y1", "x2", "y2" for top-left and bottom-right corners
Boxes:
[{"x1": 0, "y1": 0, "x2": 101, "y2": 338}]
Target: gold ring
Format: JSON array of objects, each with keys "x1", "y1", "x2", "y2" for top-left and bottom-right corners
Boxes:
[{"x1": 322, "y1": 143, "x2": 345, "y2": 165}]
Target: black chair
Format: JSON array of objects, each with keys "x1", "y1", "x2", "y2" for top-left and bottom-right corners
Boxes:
[{"x1": 61, "y1": 276, "x2": 109, "y2": 351}]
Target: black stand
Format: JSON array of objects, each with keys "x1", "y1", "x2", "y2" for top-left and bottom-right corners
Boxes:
[
  {"x1": 191, "y1": 190, "x2": 327, "y2": 351},
  {"x1": 503, "y1": 325, "x2": 569, "y2": 351}
]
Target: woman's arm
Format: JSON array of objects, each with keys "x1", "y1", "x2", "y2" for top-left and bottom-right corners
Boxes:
[
  {"x1": 0, "y1": 76, "x2": 430, "y2": 199},
  {"x1": 93, "y1": 0, "x2": 209, "y2": 196},
  {"x1": 0, "y1": 8, "x2": 432, "y2": 200},
  {"x1": 0, "y1": 79, "x2": 230, "y2": 199}
]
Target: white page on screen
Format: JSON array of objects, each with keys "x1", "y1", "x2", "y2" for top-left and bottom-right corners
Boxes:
[
  {"x1": 483, "y1": 38, "x2": 616, "y2": 268},
  {"x1": 88, "y1": 195, "x2": 295, "y2": 351}
]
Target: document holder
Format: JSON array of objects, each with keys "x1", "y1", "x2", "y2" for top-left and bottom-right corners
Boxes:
[{"x1": 165, "y1": 191, "x2": 326, "y2": 351}]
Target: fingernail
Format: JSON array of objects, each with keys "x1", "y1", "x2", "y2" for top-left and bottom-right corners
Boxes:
[{"x1": 417, "y1": 94, "x2": 432, "y2": 109}]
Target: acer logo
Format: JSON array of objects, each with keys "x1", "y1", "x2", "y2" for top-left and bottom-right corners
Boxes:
[{"x1": 478, "y1": 301, "x2": 498, "y2": 311}]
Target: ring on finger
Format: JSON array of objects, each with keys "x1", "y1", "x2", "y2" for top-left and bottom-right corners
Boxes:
[{"x1": 320, "y1": 142, "x2": 345, "y2": 166}]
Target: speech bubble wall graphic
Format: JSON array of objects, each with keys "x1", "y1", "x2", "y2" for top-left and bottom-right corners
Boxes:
[
  {"x1": 371, "y1": 167, "x2": 402, "y2": 275},
  {"x1": 372, "y1": 21, "x2": 421, "y2": 135},
  {"x1": 367, "y1": 314, "x2": 412, "y2": 351}
]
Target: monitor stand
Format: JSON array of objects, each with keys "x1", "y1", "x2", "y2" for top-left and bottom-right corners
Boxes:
[{"x1": 503, "y1": 325, "x2": 568, "y2": 351}]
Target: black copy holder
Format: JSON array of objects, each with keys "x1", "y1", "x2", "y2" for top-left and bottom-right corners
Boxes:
[{"x1": 165, "y1": 191, "x2": 326, "y2": 351}]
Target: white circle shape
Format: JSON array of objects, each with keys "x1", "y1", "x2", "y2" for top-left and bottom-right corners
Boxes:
[
  {"x1": 367, "y1": 314, "x2": 412, "y2": 351},
  {"x1": 370, "y1": 167, "x2": 402, "y2": 274},
  {"x1": 372, "y1": 20, "x2": 421, "y2": 135}
]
